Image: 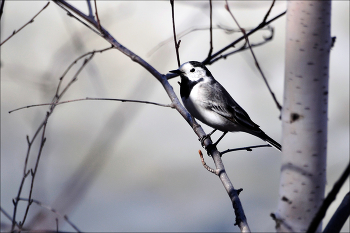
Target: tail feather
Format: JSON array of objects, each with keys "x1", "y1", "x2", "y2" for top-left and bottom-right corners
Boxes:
[
  {"x1": 253, "y1": 131, "x2": 282, "y2": 151},
  {"x1": 264, "y1": 135, "x2": 282, "y2": 151}
]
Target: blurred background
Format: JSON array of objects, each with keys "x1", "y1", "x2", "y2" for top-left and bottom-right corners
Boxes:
[{"x1": 1, "y1": 1, "x2": 348, "y2": 232}]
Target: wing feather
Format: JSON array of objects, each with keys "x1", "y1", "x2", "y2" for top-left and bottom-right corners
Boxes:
[{"x1": 201, "y1": 82, "x2": 260, "y2": 130}]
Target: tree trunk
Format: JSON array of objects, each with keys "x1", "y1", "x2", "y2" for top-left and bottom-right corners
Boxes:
[{"x1": 276, "y1": 1, "x2": 332, "y2": 232}]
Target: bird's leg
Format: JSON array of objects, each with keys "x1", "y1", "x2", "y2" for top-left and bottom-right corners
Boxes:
[
  {"x1": 213, "y1": 131, "x2": 228, "y2": 146},
  {"x1": 199, "y1": 129, "x2": 217, "y2": 147}
]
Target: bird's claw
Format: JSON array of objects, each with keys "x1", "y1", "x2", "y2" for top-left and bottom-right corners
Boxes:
[{"x1": 199, "y1": 134, "x2": 210, "y2": 148}]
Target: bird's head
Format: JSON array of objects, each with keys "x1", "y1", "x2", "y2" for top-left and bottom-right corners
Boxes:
[{"x1": 170, "y1": 61, "x2": 213, "y2": 83}]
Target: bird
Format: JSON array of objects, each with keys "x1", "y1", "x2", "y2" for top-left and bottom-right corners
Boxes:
[{"x1": 170, "y1": 61, "x2": 281, "y2": 151}]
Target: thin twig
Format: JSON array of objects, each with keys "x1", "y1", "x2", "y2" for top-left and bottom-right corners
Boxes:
[
  {"x1": 323, "y1": 192, "x2": 350, "y2": 233},
  {"x1": 11, "y1": 46, "x2": 104, "y2": 232},
  {"x1": 199, "y1": 150, "x2": 217, "y2": 174},
  {"x1": 204, "y1": 10, "x2": 286, "y2": 65},
  {"x1": 56, "y1": 218, "x2": 59, "y2": 232},
  {"x1": 206, "y1": 0, "x2": 213, "y2": 60},
  {"x1": 148, "y1": 25, "x2": 272, "y2": 58},
  {"x1": 0, "y1": 2, "x2": 50, "y2": 46},
  {"x1": 224, "y1": 0, "x2": 282, "y2": 111},
  {"x1": 1, "y1": 206, "x2": 20, "y2": 228},
  {"x1": 210, "y1": 26, "x2": 274, "y2": 63},
  {"x1": 18, "y1": 198, "x2": 82, "y2": 232},
  {"x1": 220, "y1": 144, "x2": 272, "y2": 156},
  {"x1": 54, "y1": 46, "x2": 113, "y2": 99},
  {"x1": 55, "y1": 0, "x2": 102, "y2": 36},
  {"x1": 262, "y1": 0, "x2": 276, "y2": 24},
  {"x1": 86, "y1": 0, "x2": 93, "y2": 18},
  {"x1": 9, "y1": 97, "x2": 174, "y2": 113},
  {"x1": 94, "y1": 0, "x2": 101, "y2": 30},
  {"x1": 170, "y1": 0, "x2": 181, "y2": 67},
  {"x1": 306, "y1": 162, "x2": 350, "y2": 233},
  {"x1": 0, "y1": 0, "x2": 5, "y2": 20},
  {"x1": 148, "y1": 26, "x2": 231, "y2": 57},
  {"x1": 20, "y1": 112, "x2": 48, "y2": 228}
]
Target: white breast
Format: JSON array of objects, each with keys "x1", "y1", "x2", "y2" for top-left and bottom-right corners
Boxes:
[{"x1": 182, "y1": 83, "x2": 237, "y2": 132}]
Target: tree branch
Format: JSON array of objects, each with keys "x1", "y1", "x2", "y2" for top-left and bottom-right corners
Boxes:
[
  {"x1": 9, "y1": 97, "x2": 174, "y2": 113},
  {"x1": 206, "y1": 0, "x2": 213, "y2": 59},
  {"x1": 0, "y1": 2, "x2": 50, "y2": 46},
  {"x1": 306, "y1": 162, "x2": 350, "y2": 233},
  {"x1": 323, "y1": 192, "x2": 350, "y2": 233},
  {"x1": 170, "y1": 0, "x2": 181, "y2": 67},
  {"x1": 210, "y1": 26, "x2": 274, "y2": 63},
  {"x1": 220, "y1": 144, "x2": 272, "y2": 156},
  {"x1": 18, "y1": 198, "x2": 81, "y2": 232},
  {"x1": 199, "y1": 150, "x2": 217, "y2": 174},
  {"x1": 10, "y1": 46, "x2": 105, "y2": 232},
  {"x1": 93, "y1": 0, "x2": 101, "y2": 30},
  {"x1": 204, "y1": 10, "x2": 286, "y2": 65},
  {"x1": 224, "y1": 0, "x2": 282, "y2": 111},
  {"x1": 0, "y1": 0, "x2": 5, "y2": 20},
  {"x1": 262, "y1": 0, "x2": 276, "y2": 25}
]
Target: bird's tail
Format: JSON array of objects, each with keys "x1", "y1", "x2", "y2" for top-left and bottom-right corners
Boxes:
[
  {"x1": 264, "y1": 135, "x2": 282, "y2": 151},
  {"x1": 255, "y1": 131, "x2": 282, "y2": 151}
]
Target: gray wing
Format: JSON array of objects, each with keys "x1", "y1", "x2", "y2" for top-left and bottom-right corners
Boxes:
[{"x1": 202, "y1": 81, "x2": 260, "y2": 130}]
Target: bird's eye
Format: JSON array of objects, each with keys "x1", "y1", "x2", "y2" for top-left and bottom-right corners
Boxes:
[{"x1": 190, "y1": 68, "x2": 195, "y2": 72}]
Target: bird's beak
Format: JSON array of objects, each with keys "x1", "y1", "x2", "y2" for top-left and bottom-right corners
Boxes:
[{"x1": 169, "y1": 69, "x2": 183, "y2": 75}]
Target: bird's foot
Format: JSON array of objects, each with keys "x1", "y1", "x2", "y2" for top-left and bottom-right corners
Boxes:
[
  {"x1": 199, "y1": 129, "x2": 217, "y2": 148},
  {"x1": 199, "y1": 134, "x2": 210, "y2": 148}
]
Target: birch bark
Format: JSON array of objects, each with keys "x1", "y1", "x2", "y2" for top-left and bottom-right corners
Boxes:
[{"x1": 276, "y1": 1, "x2": 332, "y2": 232}]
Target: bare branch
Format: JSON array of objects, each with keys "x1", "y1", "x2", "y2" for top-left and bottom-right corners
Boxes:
[
  {"x1": 19, "y1": 112, "x2": 48, "y2": 228},
  {"x1": 54, "y1": 46, "x2": 113, "y2": 99},
  {"x1": 306, "y1": 162, "x2": 350, "y2": 233},
  {"x1": 170, "y1": 0, "x2": 181, "y2": 67},
  {"x1": 210, "y1": 26, "x2": 274, "y2": 63},
  {"x1": 9, "y1": 97, "x2": 174, "y2": 113},
  {"x1": 220, "y1": 144, "x2": 272, "y2": 156},
  {"x1": 0, "y1": 2, "x2": 50, "y2": 46},
  {"x1": 10, "y1": 46, "x2": 106, "y2": 232},
  {"x1": 148, "y1": 26, "x2": 223, "y2": 58},
  {"x1": 52, "y1": 0, "x2": 191, "y2": 128},
  {"x1": 18, "y1": 198, "x2": 82, "y2": 232},
  {"x1": 54, "y1": 0, "x2": 102, "y2": 36},
  {"x1": 323, "y1": 192, "x2": 350, "y2": 233},
  {"x1": 199, "y1": 150, "x2": 217, "y2": 174},
  {"x1": 262, "y1": 0, "x2": 276, "y2": 25},
  {"x1": 94, "y1": 0, "x2": 101, "y2": 30},
  {"x1": 1, "y1": 206, "x2": 20, "y2": 228},
  {"x1": 206, "y1": 0, "x2": 213, "y2": 60},
  {"x1": 0, "y1": 0, "x2": 5, "y2": 20},
  {"x1": 56, "y1": 218, "x2": 59, "y2": 232},
  {"x1": 204, "y1": 10, "x2": 286, "y2": 65},
  {"x1": 86, "y1": 0, "x2": 93, "y2": 18},
  {"x1": 224, "y1": 0, "x2": 282, "y2": 111}
]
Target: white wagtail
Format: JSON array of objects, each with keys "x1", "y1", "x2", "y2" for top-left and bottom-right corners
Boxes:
[{"x1": 170, "y1": 61, "x2": 281, "y2": 151}]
